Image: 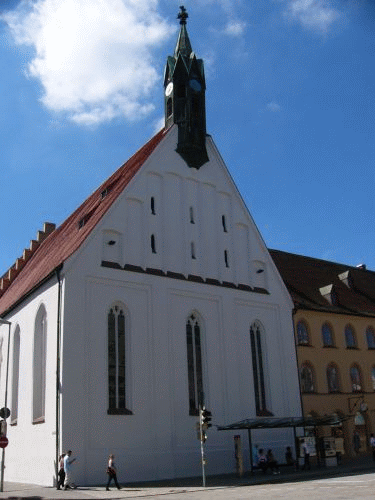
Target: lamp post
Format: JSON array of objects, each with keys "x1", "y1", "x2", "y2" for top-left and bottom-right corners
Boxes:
[{"x1": 0, "y1": 319, "x2": 12, "y2": 493}]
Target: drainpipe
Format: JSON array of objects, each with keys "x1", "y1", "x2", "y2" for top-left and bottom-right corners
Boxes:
[
  {"x1": 55, "y1": 266, "x2": 63, "y2": 486},
  {"x1": 292, "y1": 306, "x2": 304, "y2": 463}
]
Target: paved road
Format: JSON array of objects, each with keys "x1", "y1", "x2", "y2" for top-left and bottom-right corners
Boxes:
[{"x1": 1, "y1": 472, "x2": 375, "y2": 500}]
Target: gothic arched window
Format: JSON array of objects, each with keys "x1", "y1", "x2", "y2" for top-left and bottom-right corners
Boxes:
[
  {"x1": 11, "y1": 326, "x2": 20, "y2": 424},
  {"x1": 350, "y1": 364, "x2": 362, "y2": 393},
  {"x1": 250, "y1": 321, "x2": 271, "y2": 416},
  {"x1": 186, "y1": 313, "x2": 204, "y2": 415},
  {"x1": 327, "y1": 363, "x2": 340, "y2": 393},
  {"x1": 33, "y1": 305, "x2": 47, "y2": 423},
  {"x1": 300, "y1": 363, "x2": 315, "y2": 393},
  {"x1": 297, "y1": 320, "x2": 309, "y2": 345},
  {"x1": 366, "y1": 327, "x2": 375, "y2": 349},
  {"x1": 345, "y1": 324, "x2": 357, "y2": 348},
  {"x1": 108, "y1": 304, "x2": 132, "y2": 414},
  {"x1": 371, "y1": 366, "x2": 375, "y2": 391},
  {"x1": 322, "y1": 323, "x2": 334, "y2": 347}
]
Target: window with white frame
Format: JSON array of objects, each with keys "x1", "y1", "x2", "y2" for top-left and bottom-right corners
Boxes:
[
  {"x1": 11, "y1": 326, "x2": 20, "y2": 424},
  {"x1": 186, "y1": 313, "x2": 204, "y2": 416},
  {"x1": 107, "y1": 304, "x2": 132, "y2": 414},
  {"x1": 250, "y1": 321, "x2": 271, "y2": 416},
  {"x1": 33, "y1": 306, "x2": 47, "y2": 423}
]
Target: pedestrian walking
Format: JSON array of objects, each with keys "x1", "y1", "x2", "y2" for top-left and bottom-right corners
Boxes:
[
  {"x1": 353, "y1": 430, "x2": 360, "y2": 455},
  {"x1": 63, "y1": 450, "x2": 77, "y2": 490},
  {"x1": 301, "y1": 440, "x2": 310, "y2": 470},
  {"x1": 106, "y1": 454, "x2": 121, "y2": 491},
  {"x1": 370, "y1": 433, "x2": 375, "y2": 461},
  {"x1": 56, "y1": 453, "x2": 65, "y2": 490}
]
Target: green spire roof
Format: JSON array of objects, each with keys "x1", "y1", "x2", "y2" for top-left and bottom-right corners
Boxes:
[{"x1": 174, "y1": 6, "x2": 192, "y2": 58}]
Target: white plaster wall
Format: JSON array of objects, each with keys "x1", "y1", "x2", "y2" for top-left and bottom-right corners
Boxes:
[
  {"x1": 0, "y1": 125, "x2": 301, "y2": 486},
  {"x1": 0, "y1": 279, "x2": 59, "y2": 486}
]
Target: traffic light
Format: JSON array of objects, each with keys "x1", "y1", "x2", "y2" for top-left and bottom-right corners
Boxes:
[{"x1": 201, "y1": 408, "x2": 212, "y2": 429}]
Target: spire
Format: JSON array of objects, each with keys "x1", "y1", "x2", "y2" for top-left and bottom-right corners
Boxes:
[
  {"x1": 163, "y1": 6, "x2": 209, "y2": 169},
  {"x1": 174, "y1": 6, "x2": 192, "y2": 58}
]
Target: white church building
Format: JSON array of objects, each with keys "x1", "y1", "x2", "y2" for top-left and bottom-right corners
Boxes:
[{"x1": 0, "y1": 7, "x2": 301, "y2": 486}]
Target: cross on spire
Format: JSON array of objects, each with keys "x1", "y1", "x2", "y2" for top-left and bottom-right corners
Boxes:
[{"x1": 178, "y1": 6, "x2": 188, "y2": 25}]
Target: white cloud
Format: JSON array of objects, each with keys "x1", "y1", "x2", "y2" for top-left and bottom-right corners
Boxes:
[
  {"x1": 267, "y1": 102, "x2": 282, "y2": 112},
  {"x1": 223, "y1": 20, "x2": 246, "y2": 36},
  {"x1": 2, "y1": 0, "x2": 175, "y2": 125},
  {"x1": 285, "y1": 0, "x2": 341, "y2": 33}
]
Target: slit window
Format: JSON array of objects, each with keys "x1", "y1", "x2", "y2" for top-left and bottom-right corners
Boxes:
[
  {"x1": 224, "y1": 250, "x2": 229, "y2": 268},
  {"x1": 189, "y1": 207, "x2": 195, "y2": 224},
  {"x1": 151, "y1": 234, "x2": 157, "y2": 254},
  {"x1": 151, "y1": 197, "x2": 156, "y2": 215},
  {"x1": 222, "y1": 215, "x2": 228, "y2": 232},
  {"x1": 191, "y1": 242, "x2": 196, "y2": 260}
]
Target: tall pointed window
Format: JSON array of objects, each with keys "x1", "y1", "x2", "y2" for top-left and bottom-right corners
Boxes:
[
  {"x1": 108, "y1": 304, "x2": 132, "y2": 415},
  {"x1": 350, "y1": 364, "x2": 362, "y2": 392},
  {"x1": 250, "y1": 322, "x2": 271, "y2": 416},
  {"x1": 327, "y1": 363, "x2": 340, "y2": 393},
  {"x1": 300, "y1": 363, "x2": 315, "y2": 393},
  {"x1": 33, "y1": 305, "x2": 47, "y2": 423},
  {"x1": 345, "y1": 324, "x2": 357, "y2": 348},
  {"x1": 186, "y1": 313, "x2": 204, "y2": 415},
  {"x1": 296, "y1": 320, "x2": 310, "y2": 345},
  {"x1": 11, "y1": 327, "x2": 20, "y2": 425}
]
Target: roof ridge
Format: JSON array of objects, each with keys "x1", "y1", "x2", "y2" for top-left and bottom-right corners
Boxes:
[{"x1": 0, "y1": 127, "x2": 168, "y2": 316}]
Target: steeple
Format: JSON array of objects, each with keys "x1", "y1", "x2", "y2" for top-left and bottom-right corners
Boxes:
[{"x1": 164, "y1": 6, "x2": 209, "y2": 169}]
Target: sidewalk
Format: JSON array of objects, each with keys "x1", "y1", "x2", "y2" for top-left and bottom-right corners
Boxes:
[{"x1": 1, "y1": 455, "x2": 375, "y2": 499}]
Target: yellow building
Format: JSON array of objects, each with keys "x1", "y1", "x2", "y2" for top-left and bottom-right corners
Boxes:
[{"x1": 270, "y1": 250, "x2": 375, "y2": 459}]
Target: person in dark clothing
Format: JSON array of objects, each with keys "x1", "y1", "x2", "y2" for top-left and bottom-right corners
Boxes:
[
  {"x1": 106, "y1": 454, "x2": 121, "y2": 491},
  {"x1": 56, "y1": 454, "x2": 65, "y2": 490}
]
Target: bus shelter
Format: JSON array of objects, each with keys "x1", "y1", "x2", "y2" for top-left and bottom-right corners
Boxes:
[{"x1": 217, "y1": 414, "x2": 348, "y2": 472}]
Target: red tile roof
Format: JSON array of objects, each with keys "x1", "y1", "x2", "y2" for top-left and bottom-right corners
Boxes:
[
  {"x1": 0, "y1": 128, "x2": 168, "y2": 316},
  {"x1": 270, "y1": 249, "x2": 375, "y2": 317}
]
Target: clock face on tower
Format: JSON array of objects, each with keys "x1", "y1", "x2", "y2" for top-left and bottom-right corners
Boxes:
[
  {"x1": 165, "y1": 82, "x2": 173, "y2": 96},
  {"x1": 189, "y1": 79, "x2": 201, "y2": 92}
]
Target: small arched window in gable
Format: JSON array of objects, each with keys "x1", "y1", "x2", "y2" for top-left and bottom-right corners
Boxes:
[
  {"x1": 300, "y1": 363, "x2": 315, "y2": 393},
  {"x1": 366, "y1": 327, "x2": 375, "y2": 349},
  {"x1": 297, "y1": 320, "x2": 310, "y2": 345},
  {"x1": 350, "y1": 364, "x2": 362, "y2": 392},
  {"x1": 189, "y1": 207, "x2": 195, "y2": 224},
  {"x1": 322, "y1": 323, "x2": 334, "y2": 347},
  {"x1": 151, "y1": 197, "x2": 156, "y2": 215},
  {"x1": 224, "y1": 250, "x2": 229, "y2": 268},
  {"x1": 345, "y1": 324, "x2": 357, "y2": 348},
  {"x1": 191, "y1": 242, "x2": 196, "y2": 260},
  {"x1": 222, "y1": 215, "x2": 228, "y2": 233},
  {"x1": 151, "y1": 234, "x2": 157, "y2": 254}
]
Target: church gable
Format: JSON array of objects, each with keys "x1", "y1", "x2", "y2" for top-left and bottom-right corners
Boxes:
[{"x1": 94, "y1": 125, "x2": 276, "y2": 294}]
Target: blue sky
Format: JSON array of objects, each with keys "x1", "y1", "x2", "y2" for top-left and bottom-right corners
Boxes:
[{"x1": 1, "y1": 0, "x2": 374, "y2": 277}]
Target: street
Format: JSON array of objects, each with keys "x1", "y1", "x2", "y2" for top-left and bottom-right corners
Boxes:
[{"x1": 1, "y1": 472, "x2": 375, "y2": 500}]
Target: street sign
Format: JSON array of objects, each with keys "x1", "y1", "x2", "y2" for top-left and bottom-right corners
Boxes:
[
  {"x1": 0, "y1": 408, "x2": 10, "y2": 420},
  {"x1": 0, "y1": 436, "x2": 8, "y2": 449}
]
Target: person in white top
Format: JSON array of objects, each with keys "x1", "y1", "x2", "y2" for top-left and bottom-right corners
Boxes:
[
  {"x1": 63, "y1": 450, "x2": 77, "y2": 490},
  {"x1": 106, "y1": 454, "x2": 121, "y2": 491}
]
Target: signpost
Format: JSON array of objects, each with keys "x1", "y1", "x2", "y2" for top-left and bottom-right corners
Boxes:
[
  {"x1": 0, "y1": 319, "x2": 12, "y2": 493},
  {"x1": 0, "y1": 437, "x2": 8, "y2": 449}
]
